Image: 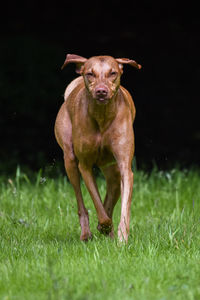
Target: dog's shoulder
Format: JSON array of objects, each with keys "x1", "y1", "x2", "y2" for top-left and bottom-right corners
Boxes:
[{"x1": 64, "y1": 76, "x2": 84, "y2": 101}]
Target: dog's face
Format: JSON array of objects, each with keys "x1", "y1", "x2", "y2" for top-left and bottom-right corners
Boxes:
[
  {"x1": 61, "y1": 54, "x2": 141, "y2": 104},
  {"x1": 82, "y1": 56, "x2": 122, "y2": 104}
]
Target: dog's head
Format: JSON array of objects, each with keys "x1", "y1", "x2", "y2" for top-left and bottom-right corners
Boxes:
[{"x1": 61, "y1": 54, "x2": 141, "y2": 104}]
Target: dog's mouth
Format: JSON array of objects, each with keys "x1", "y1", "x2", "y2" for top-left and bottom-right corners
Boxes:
[
  {"x1": 96, "y1": 96, "x2": 109, "y2": 104},
  {"x1": 96, "y1": 95, "x2": 108, "y2": 101}
]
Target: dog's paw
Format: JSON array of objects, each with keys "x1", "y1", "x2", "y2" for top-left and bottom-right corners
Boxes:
[
  {"x1": 97, "y1": 222, "x2": 113, "y2": 236},
  {"x1": 117, "y1": 223, "x2": 129, "y2": 243},
  {"x1": 80, "y1": 231, "x2": 93, "y2": 242}
]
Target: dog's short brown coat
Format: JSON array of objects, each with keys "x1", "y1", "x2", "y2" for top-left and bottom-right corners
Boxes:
[{"x1": 55, "y1": 54, "x2": 141, "y2": 242}]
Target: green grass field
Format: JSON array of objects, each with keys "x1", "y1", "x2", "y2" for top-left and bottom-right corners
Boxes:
[{"x1": 0, "y1": 167, "x2": 200, "y2": 300}]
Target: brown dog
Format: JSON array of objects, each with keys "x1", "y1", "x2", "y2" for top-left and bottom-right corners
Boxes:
[{"x1": 55, "y1": 54, "x2": 141, "y2": 242}]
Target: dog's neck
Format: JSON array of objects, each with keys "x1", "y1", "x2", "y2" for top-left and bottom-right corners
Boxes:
[{"x1": 87, "y1": 89, "x2": 119, "y2": 133}]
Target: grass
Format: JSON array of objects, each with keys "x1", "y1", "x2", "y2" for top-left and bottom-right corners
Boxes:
[{"x1": 0, "y1": 167, "x2": 200, "y2": 300}]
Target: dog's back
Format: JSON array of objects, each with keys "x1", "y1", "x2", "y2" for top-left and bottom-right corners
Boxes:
[{"x1": 64, "y1": 76, "x2": 83, "y2": 101}]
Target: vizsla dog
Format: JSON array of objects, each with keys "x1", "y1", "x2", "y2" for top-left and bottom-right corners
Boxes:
[{"x1": 55, "y1": 54, "x2": 141, "y2": 242}]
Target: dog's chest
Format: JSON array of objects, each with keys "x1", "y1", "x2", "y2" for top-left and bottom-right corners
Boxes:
[{"x1": 73, "y1": 130, "x2": 114, "y2": 166}]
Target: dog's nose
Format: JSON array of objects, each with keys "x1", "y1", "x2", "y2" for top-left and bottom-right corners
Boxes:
[{"x1": 95, "y1": 86, "x2": 108, "y2": 98}]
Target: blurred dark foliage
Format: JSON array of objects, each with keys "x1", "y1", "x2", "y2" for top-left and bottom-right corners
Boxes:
[{"x1": 0, "y1": 1, "x2": 200, "y2": 174}]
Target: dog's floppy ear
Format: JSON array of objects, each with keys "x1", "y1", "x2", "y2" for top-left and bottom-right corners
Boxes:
[
  {"x1": 61, "y1": 54, "x2": 87, "y2": 74},
  {"x1": 116, "y1": 58, "x2": 142, "y2": 74}
]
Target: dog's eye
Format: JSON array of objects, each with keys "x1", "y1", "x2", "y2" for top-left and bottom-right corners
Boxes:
[
  {"x1": 86, "y1": 72, "x2": 95, "y2": 78},
  {"x1": 110, "y1": 71, "x2": 117, "y2": 77}
]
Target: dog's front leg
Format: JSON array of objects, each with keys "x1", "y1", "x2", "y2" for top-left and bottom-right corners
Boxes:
[
  {"x1": 118, "y1": 165, "x2": 134, "y2": 242},
  {"x1": 111, "y1": 119, "x2": 135, "y2": 242},
  {"x1": 78, "y1": 163, "x2": 112, "y2": 233}
]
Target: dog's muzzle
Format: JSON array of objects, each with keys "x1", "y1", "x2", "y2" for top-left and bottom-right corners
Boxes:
[{"x1": 95, "y1": 85, "x2": 109, "y2": 102}]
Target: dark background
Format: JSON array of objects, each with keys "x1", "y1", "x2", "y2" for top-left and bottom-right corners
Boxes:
[{"x1": 1, "y1": 1, "x2": 200, "y2": 174}]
